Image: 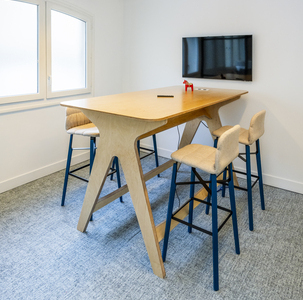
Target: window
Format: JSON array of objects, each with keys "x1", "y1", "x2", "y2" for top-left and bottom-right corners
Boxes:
[
  {"x1": 0, "y1": 0, "x2": 44, "y2": 103},
  {"x1": 47, "y1": 2, "x2": 91, "y2": 98},
  {"x1": 0, "y1": 0, "x2": 92, "y2": 105}
]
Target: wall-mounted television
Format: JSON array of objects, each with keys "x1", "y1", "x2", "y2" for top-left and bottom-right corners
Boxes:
[{"x1": 182, "y1": 35, "x2": 252, "y2": 81}]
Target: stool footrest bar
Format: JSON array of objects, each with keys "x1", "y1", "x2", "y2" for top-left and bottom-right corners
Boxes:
[
  {"x1": 70, "y1": 163, "x2": 90, "y2": 173},
  {"x1": 172, "y1": 216, "x2": 213, "y2": 236},
  {"x1": 171, "y1": 197, "x2": 233, "y2": 235},
  {"x1": 69, "y1": 173, "x2": 89, "y2": 182},
  {"x1": 221, "y1": 169, "x2": 259, "y2": 191},
  {"x1": 69, "y1": 166, "x2": 117, "y2": 183},
  {"x1": 139, "y1": 146, "x2": 155, "y2": 153},
  {"x1": 139, "y1": 151, "x2": 155, "y2": 159}
]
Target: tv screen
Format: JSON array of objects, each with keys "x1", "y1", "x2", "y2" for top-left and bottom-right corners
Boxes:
[{"x1": 182, "y1": 35, "x2": 252, "y2": 81}]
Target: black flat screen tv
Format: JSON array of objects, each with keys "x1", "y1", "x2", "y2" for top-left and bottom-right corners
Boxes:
[{"x1": 182, "y1": 35, "x2": 252, "y2": 81}]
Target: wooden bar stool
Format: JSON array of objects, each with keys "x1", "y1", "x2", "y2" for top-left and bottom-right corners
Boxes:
[
  {"x1": 210, "y1": 110, "x2": 266, "y2": 231},
  {"x1": 162, "y1": 125, "x2": 241, "y2": 291},
  {"x1": 61, "y1": 108, "x2": 122, "y2": 207},
  {"x1": 137, "y1": 134, "x2": 160, "y2": 177}
]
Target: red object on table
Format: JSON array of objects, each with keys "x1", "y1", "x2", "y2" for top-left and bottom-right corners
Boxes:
[{"x1": 183, "y1": 80, "x2": 194, "y2": 91}]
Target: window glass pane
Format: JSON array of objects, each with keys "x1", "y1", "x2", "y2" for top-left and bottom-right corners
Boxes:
[
  {"x1": 51, "y1": 10, "x2": 86, "y2": 92},
  {"x1": 0, "y1": 0, "x2": 38, "y2": 97}
]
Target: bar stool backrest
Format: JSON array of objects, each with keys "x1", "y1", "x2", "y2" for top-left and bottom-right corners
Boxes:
[
  {"x1": 215, "y1": 125, "x2": 240, "y2": 174},
  {"x1": 248, "y1": 110, "x2": 266, "y2": 144},
  {"x1": 65, "y1": 108, "x2": 91, "y2": 131}
]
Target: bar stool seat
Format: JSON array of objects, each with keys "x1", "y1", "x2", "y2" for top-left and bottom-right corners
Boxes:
[
  {"x1": 66, "y1": 123, "x2": 99, "y2": 136},
  {"x1": 213, "y1": 126, "x2": 251, "y2": 145},
  {"x1": 211, "y1": 110, "x2": 266, "y2": 231},
  {"x1": 162, "y1": 125, "x2": 241, "y2": 291},
  {"x1": 171, "y1": 144, "x2": 217, "y2": 174}
]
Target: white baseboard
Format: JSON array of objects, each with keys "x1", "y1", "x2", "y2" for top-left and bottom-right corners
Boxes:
[
  {"x1": 230, "y1": 166, "x2": 303, "y2": 194},
  {"x1": 142, "y1": 143, "x2": 303, "y2": 195},
  {"x1": 139, "y1": 142, "x2": 172, "y2": 159},
  {"x1": 0, "y1": 152, "x2": 90, "y2": 194},
  {"x1": 2, "y1": 144, "x2": 302, "y2": 195}
]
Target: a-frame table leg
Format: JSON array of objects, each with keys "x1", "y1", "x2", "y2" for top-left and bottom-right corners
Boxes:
[
  {"x1": 119, "y1": 144, "x2": 166, "y2": 278},
  {"x1": 76, "y1": 111, "x2": 167, "y2": 278}
]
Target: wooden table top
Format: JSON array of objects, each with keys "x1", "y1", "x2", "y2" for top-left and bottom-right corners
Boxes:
[{"x1": 61, "y1": 86, "x2": 248, "y2": 121}]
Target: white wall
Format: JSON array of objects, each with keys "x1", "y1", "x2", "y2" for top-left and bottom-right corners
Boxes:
[
  {"x1": 122, "y1": 0, "x2": 303, "y2": 193},
  {"x1": 1, "y1": 0, "x2": 303, "y2": 195},
  {"x1": 0, "y1": 0, "x2": 124, "y2": 193}
]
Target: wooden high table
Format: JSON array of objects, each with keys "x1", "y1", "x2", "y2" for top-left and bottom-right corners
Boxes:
[{"x1": 61, "y1": 86, "x2": 248, "y2": 279}]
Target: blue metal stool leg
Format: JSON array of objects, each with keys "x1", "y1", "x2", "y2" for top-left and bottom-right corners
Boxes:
[
  {"x1": 211, "y1": 173, "x2": 219, "y2": 291},
  {"x1": 246, "y1": 145, "x2": 253, "y2": 231},
  {"x1": 214, "y1": 138, "x2": 228, "y2": 198},
  {"x1": 114, "y1": 157, "x2": 123, "y2": 203},
  {"x1": 137, "y1": 140, "x2": 140, "y2": 156},
  {"x1": 152, "y1": 134, "x2": 160, "y2": 177},
  {"x1": 206, "y1": 138, "x2": 218, "y2": 215},
  {"x1": 61, "y1": 134, "x2": 73, "y2": 206},
  {"x1": 228, "y1": 163, "x2": 240, "y2": 255},
  {"x1": 110, "y1": 144, "x2": 115, "y2": 180},
  {"x1": 256, "y1": 139, "x2": 265, "y2": 210},
  {"x1": 188, "y1": 167, "x2": 195, "y2": 233},
  {"x1": 89, "y1": 137, "x2": 96, "y2": 221},
  {"x1": 162, "y1": 163, "x2": 178, "y2": 262},
  {"x1": 89, "y1": 137, "x2": 96, "y2": 174},
  {"x1": 205, "y1": 174, "x2": 211, "y2": 215},
  {"x1": 110, "y1": 160, "x2": 115, "y2": 180},
  {"x1": 222, "y1": 168, "x2": 227, "y2": 197}
]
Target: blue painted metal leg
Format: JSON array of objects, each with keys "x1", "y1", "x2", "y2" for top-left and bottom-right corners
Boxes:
[
  {"x1": 89, "y1": 137, "x2": 96, "y2": 221},
  {"x1": 110, "y1": 145, "x2": 115, "y2": 180},
  {"x1": 228, "y1": 163, "x2": 240, "y2": 255},
  {"x1": 89, "y1": 137, "x2": 96, "y2": 174},
  {"x1": 205, "y1": 174, "x2": 211, "y2": 215},
  {"x1": 256, "y1": 140, "x2": 265, "y2": 210},
  {"x1": 162, "y1": 163, "x2": 178, "y2": 262},
  {"x1": 211, "y1": 173, "x2": 219, "y2": 291},
  {"x1": 61, "y1": 134, "x2": 73, "y2": 206},
  {"x1": 206, "y1": 138, "x2": 218, "y2": 215},
  {"x1": 188, "y1": 168, "x2": 195, "y2": 233},
  {"x1": 114, "y1": 157, "x2": 123, "y2": 203},
  {"x1": 246, "y1": 145, "x2": 253, "y2": 231},
  {"x1": 110, "y1": 160, "x2": 115, "y2": 180},
  {"x1": 222, "y1": 168, "x2": 227, "y2": 197},
  {"x1": 152, "y1": 134, "x2": 160, "y2": 177},
  {"x1": 137, "y1": 140, "x2": 140, "y2": 156}
]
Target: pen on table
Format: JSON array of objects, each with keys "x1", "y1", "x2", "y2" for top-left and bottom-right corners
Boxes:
[{"x1": 157, "y1": 95, "x2": 174, "y2": 97}]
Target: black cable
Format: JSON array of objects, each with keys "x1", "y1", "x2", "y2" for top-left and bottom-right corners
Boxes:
[
  {"x1": 201, "y1": 121, "x2": 208, "y2": 128},
  {"x1": 176, "y1": 125, "x2": 181, "y2": 148}
]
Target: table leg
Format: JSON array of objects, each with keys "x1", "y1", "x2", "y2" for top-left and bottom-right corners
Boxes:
[
  {"x1": 119, "y1": 144, "x2": 165, "y2": 278},
  {"x1": 76, "y1": 111, "x2": 166, "y2": 277},
  {"x1": 178, "y1": 118, "x2": 202, "y2": 149},
  {"x1": 77, "y1": 149, "x2": 114, "y2": 233}
]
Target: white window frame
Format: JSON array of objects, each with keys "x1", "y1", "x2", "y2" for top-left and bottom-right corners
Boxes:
[
  {"x1": 0, "y1": 0, "x2": 92, "y2": 105},
  {"x1": 0, "y1": 0, "x2": 46, "y2": 105},
  {"x1": 46, "y1": 2, "x2": 92, "y2": 98}
]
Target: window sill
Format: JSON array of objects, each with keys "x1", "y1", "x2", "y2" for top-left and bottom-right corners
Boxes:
[{"x1": 0, "y1": 92, "x2": 93, "y2": 115}]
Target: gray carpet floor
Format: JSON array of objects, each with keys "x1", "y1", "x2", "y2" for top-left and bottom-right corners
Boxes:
[{"x1": 0, "y1": 155, "x2": 302, "y2": 300}]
